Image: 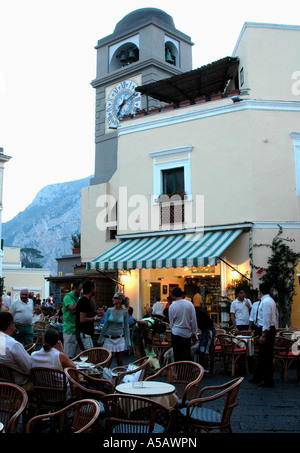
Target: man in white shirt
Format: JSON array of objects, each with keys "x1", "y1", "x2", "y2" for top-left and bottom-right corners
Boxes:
[
  {"x1": 3, "y1": 291, "x2": 12, "y2": 310},
  {"x1": 249, "y1": 282, "x2": 276, "y2": 387},
  {"x1": 152, "y1": 297, "x2": 165, "y2": 319},
  {"x1": 249, "y1": 295, "x2": 263, "y2": 336},
  {"x1": 168, "y1": 286, "x2": 198, "y2": 362},
  {"x1": 230, "y1": 286, "x2": 252, "y2": 333},
  {"x1": 0, "y1": 311, "x2": 32, "y2": 388},
  {"x1": 10, "y1": 288, "x2": 34, "y2": 346}
]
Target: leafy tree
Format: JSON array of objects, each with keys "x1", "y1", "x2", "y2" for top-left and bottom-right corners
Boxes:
[
  {"x1": 21, "y1": 248, "x2": 44, "y2": 268},
  {"x1": 253, "y1": 226, "x2": 300, "y2": 327}
]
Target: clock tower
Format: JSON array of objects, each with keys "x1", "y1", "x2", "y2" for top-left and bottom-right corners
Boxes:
[{"x1": 90, "y1": 7, "x2": 193, "y2": 185}]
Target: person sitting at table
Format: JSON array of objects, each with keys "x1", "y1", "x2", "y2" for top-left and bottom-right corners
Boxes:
[
  {"x1": 0, "y1": 311, "x2": 32, "y2": 390},
  {"x1": 31, "y1": 327, "x2": 76, "y2": 371},
  {"x1": 32, "y1": 306, "x2": 45, "y2": 323},
  {"x1": 98, "y1": 292, "x2": 131, "y2": 367},
  {"x1": 96, "y1": 305, "x2": 106, "y2": 327}
]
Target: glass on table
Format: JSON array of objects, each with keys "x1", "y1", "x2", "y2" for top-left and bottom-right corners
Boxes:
[
  {"x1": 132, "y1": 381, "x2": 143, "y2": 388},
  {"x1": 80, "y1": 355, "x2": 88, "y2": 363}
]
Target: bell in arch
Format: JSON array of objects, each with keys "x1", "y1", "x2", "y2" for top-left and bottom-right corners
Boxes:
[
  {"x1": 120, "y1": 51, "x2": 127, "y2": 64},
  {"x1": 165, "y1": 47, "x2": 174, "y2": 64},
  {"x1": 128, "y1": 48, "x2": 137, "y2": 62}
]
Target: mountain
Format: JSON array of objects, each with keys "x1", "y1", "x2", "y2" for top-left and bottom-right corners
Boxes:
[{"x1": 2, "y1": 176, "x2": 92, "y2": 274}]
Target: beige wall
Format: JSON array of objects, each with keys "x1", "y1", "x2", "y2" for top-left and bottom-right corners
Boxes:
[
  {"x1": 117, "y1": 104, "x2": 300, "y2": 231},
  {"x1": 81, "y1": 22, "x2": 300, "y2": 322},
  {"x1": 233, "y1": 24, "x2": 300, "y2": 101},
  {"x1": 2, "y1": 247, "x2": 50, "y2": 301}
]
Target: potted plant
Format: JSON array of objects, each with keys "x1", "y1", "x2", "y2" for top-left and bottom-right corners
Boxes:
[{"x1": 71, "y1": 233, "x2": 81, "y2": 254}]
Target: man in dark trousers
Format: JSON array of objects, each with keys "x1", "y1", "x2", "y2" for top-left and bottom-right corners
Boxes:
[
  {"x1": 168, "y1": 286, "x2": 198, "y2": 362},
  {"x1": 76, "y1": 280, "x2": 101, "y2": 351},
  {"x1": 249, "y1": 282, "x2": 276, "y2": 387}
]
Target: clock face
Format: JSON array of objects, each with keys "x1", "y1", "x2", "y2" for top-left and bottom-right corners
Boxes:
[{"x1": 105, "y1": 77, "x2": 142, "y2": 131}]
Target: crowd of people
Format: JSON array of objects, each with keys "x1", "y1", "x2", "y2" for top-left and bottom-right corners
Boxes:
[{"x1": 0, "y1": 279, "x2": 278, "y2": 391}]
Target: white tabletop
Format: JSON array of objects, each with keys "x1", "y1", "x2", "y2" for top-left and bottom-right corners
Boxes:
[{"x1": 116, "y1": 381, "x2": 175, "y2": 397}]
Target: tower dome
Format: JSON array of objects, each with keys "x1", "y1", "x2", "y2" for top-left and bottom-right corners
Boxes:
[{"x1": 113, "y1": 8, "x2": 176, "y2": 35}]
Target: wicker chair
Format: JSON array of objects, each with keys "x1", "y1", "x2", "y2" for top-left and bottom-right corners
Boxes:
[
  {"x1": 72, "y1": 347, "x2": 112, "y2": 368},
  {"x1": 33, "y1": 321, "x2": 50, "y2": 344},
  {"x1": 101, "y1": 393, "x2": 175, "y2": 434},
  {"x1": 26, "y1": 399, "x2": 101, "y2": 433},
  {"x1": 0, "y1": 382, "x2": 28, "y2": 433},
  {"x1": 273, "y1": 336, "x2": 299, "y2": 382},
  {"x1": 64, "y1": 367, "x2": 114, "y2": 401},
  {"x1": 217, "y1": 334, "x2": 249, "y2": 376},
  {"x1": 145, "y1": 361, "x2": 204, "y2": 408},
  {"x1": 25, "y1": 343, "x2": 37, "y2": 355},
  {"x1": 0, "y1": 363, "x2": 31, "y2": 384},
  {"x1": 31, "y1": 367, "x2": 71, "y2": 414},
  {"x1": 112, "y1": 356, "x2": 151, "y2": 386},
  {"x1": 180, "y1": 377, "x2": 244, "y2": 433},
  {"x1": 210, "y1": 335, "x2": 223, "y2": 374},
  {"x1": 234, "y1": 330, "x2": 254, "y2": 337}
]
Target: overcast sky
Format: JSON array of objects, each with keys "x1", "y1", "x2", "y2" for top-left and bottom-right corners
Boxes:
[{"x1": 0, "y1": 0, "x2": 299, "y2": 222}]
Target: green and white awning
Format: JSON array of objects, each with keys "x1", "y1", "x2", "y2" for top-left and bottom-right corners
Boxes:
[{"x1": 87, "y1": 229, "x2": 243, "y2": 271}]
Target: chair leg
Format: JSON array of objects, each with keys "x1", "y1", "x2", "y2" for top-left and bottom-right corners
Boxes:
[{"x1": 245, "y1": 356, "x2": 249, "y2": 374}]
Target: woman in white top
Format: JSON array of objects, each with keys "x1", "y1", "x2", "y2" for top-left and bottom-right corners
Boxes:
[
  {"x1": 32, "y1": 307, "x2": 45, "y2": 323},
  {"x1": 31, "y1": 327, "x2": 75, "y2": 371}
]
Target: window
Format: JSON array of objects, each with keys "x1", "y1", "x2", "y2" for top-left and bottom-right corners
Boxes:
[
  {"x1": 149, "y1": 145, "x2": 192, "y2": 201},
  {"x1": 162, "y1": 167, "x2": 184, "y2": 195}
]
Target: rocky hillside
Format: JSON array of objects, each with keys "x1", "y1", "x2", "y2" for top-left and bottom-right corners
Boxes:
[{"x1": 2, "y1": 176, "x2": 91, "y2": 274}]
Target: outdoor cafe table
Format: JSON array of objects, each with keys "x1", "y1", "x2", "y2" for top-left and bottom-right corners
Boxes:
[
  {"x1": 73, "y1": 361, "x2": 101, "y2": 377},
  {"x1": 115, "y1": 381, "x2": 178, "y2": 408},
  {"x1": 235, "y1": 335, "x2": 254, "y2": 356}
]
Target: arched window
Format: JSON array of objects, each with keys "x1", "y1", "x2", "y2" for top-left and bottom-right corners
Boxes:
[{"x1": 110, "y1": 43, "x2": 139, "y2": 72}]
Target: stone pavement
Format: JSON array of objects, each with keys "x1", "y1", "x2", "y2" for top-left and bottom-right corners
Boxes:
[
  {"x1": 203, "y1": 367, "x2": 300, "y2": 433},
  {"x1": 120, "y1": 351, "x2": 300, "y2": 434}
]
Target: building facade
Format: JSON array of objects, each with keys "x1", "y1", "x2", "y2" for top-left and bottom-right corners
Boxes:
[
  {"x1": 82, "y1": 14, "x2": 300, "y2": 325},
  {"x1": 2, "y1": 246, "x2": 50, "y2": 302}
]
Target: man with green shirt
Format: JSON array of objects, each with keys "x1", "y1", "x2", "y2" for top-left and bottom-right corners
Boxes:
[{"x1": 62, "y1": 280, "x2": 82, "y2": 358}]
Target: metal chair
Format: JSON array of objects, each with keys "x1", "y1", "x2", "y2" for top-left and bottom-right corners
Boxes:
[
  {"x1": 145, "y1": 360, "x2": 204, "y2": 408},
  {"x1": 112, "y1": 356, "x2": 151, "y2": 386},
  {"x1": 72, "y1": 347, "x2": 112, "y2": 368},
  {"x1": 180, "y1": 377, "x2": 244, "y2": 433},
  {"x1": 26, "y1": 399, "x2": 101, "y2": 433},
  {"x1": 0, "y1": 382, "x2": 28, "y2": 433},
  {"x1": 101, "y1": 393, "x2": 175, "y2": 434}
]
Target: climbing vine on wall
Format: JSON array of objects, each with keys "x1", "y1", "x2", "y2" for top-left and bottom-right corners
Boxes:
[{"x1": 253, "y1": 225, "x2": 300, "y2": 327}]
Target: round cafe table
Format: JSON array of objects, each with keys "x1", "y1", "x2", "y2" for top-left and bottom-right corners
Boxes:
[{"x1": 115, "y1": 381, "x2": 178, "y2": 408}]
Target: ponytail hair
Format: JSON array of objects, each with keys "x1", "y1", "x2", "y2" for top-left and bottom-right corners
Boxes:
[{"x1": 42, "y1": 328, "x2": 59, "y2": 352}]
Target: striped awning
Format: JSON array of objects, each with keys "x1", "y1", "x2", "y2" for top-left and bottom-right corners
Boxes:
[{"x1": 87, "y1": 229, "x2": 243, "y2": 271}]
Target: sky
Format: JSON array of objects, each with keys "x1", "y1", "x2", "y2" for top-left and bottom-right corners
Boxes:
[{"x1": 0, "y1": 0, "x2": 299, "y2": 222}]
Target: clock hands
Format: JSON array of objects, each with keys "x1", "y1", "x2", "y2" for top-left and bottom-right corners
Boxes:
[{"x1": 117, "y1": 91, "x2": 139, "y2": 117}]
